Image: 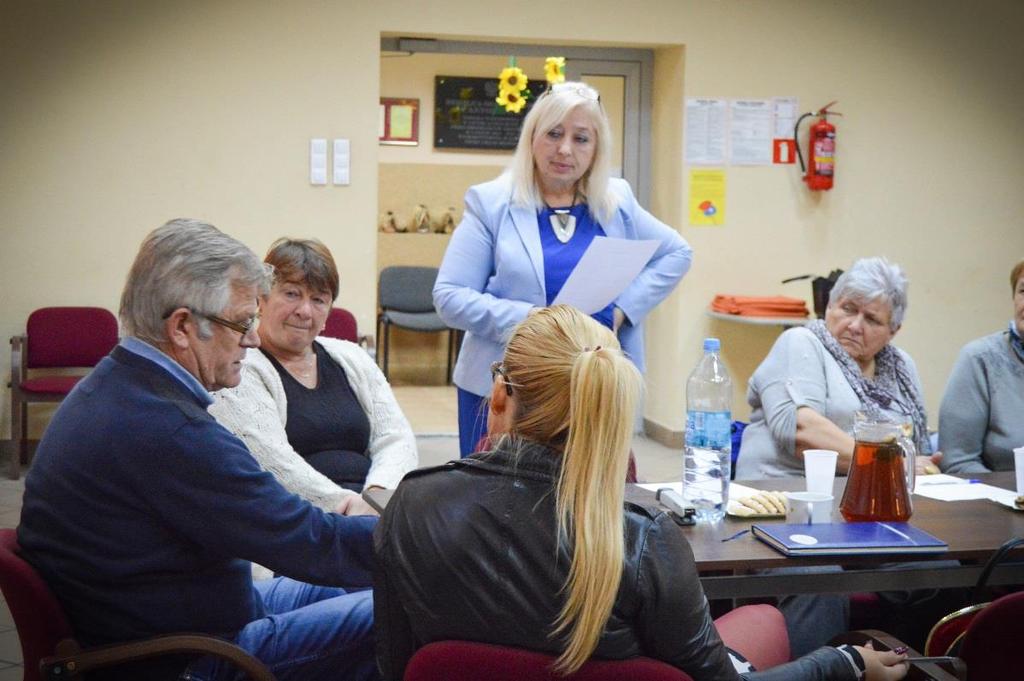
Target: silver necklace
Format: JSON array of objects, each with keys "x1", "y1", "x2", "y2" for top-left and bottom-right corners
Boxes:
[{"x1": 545, "y1": 193, "x2": 580, "y2": 244}]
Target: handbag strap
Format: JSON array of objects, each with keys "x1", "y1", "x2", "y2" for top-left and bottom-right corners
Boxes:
[{"x1": 972, "y1": 536, "x2": 1024, "y2": 602}]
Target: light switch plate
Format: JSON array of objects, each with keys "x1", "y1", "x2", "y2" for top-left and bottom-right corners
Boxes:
[
  {"x1": 310, "y1": 138, "x2": 327, "y2": 185},
  {"x1": 333, "y1": 138, "x2": 350, "y2": 186}
]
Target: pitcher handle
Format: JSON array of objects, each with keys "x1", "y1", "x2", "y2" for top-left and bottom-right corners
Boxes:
[{"x1": 898, "y1": 435, "x2": 917, "y2": 501}]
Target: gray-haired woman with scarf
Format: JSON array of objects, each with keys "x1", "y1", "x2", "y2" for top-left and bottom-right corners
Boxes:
[{"x1": 737, "y1": 257, "x2": 940, "y2": 480}]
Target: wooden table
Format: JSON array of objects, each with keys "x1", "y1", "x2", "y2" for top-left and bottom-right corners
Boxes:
[
  {"x1": 630, "y1": 473, "x2": 1024, "y2": 599},
  {"x1": 365, "y1": 473, "x2": 1024, "y2": 599}
]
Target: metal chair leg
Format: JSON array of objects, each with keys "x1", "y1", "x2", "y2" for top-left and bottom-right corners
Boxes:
[
  {"x1": 382, "y1": 322, "x2": 390, "y2": 381},
  {"x1": 446, "y1": 330, "x2": 455, "y2": 385},
  {"x1": 10, "y1": 394, "x2": 22, "y2": 480}
]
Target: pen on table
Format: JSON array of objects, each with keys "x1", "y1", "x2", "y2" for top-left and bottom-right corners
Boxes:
[
  {"x1": 721, "y1": 529, "x2": 750, "y2": 543},
  {"x1": 903, "y1": 656, "x2": 959, "y2": 664},
  {"x1": 919, "y1": 479, "x2": 981, "y2": 486}
]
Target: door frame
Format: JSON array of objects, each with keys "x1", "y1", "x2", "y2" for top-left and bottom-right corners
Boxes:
[{"x1": 380, "y1": 37, "x2": 654, "y2": 205}]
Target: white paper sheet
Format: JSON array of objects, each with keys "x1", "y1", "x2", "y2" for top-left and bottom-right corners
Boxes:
[
  {"x1": 773, "y1": 96, "x2": 799, "y2": 138},
  {"x1": 552, "y1": 237, "x2": 659, "y2": 314},
  {"x1": 729, "y1": 99, "x2": 773, "y2": 165},
  {"x1": 914, "y1": 474, "x2": 1011, "y2": 502},
  {"x1": 684, "y1": 98, "x2": 727, "y2": 165}
]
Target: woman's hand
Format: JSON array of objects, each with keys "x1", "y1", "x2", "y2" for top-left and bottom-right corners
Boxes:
[
  {"x1": 335, "y1": 494, "x2": 379, "y2": 517},
  {"x1": 613, "y1": 307, "x2": 625, "y2": 333},
  {"x1": 915, "y1": 451, "x2": 942, "y2": 475},
  {"x1": 855, "y1": 643, "x2": 909, "y2": 681}
]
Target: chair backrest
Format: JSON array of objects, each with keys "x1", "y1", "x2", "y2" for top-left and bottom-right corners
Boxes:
[
  {"x1": 378, "y1": 267, "x2": 439, "y2": 313},
  {"x1": 957, "y1": 591, "x2": 1024, "y2": 680},
  {"x1": 403, "y1": 641, "x2": 694, "y2": 681},
  {"x1": 26, "y1": 307, "x2": 119, "y2": 369},
  {"x1": 322, "y1": 307, "x2": 358, "y2": 343},
  {"x1": 0, "y1": 528, "x2": 75, "y2": 681}
]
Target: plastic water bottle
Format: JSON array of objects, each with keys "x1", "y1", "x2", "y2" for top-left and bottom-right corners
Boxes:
[{"x1": 684, "y1": 338, "x2": 732, "y2": 522}]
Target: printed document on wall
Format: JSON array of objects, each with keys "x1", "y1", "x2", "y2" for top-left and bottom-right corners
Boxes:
[
  {"x1": 685, "y1": 98, "x2": 727, "y2": 165},
  {"x1": 729, "y1": 99, "x2": 773, "y2": 165},
  {"x1": 689, "y1": 169, "x2": 726, "y2": 227}
]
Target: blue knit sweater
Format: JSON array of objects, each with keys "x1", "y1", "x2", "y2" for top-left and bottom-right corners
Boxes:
[{"x1": 18, "y1": 345, "x2": 377, "y2": 645}]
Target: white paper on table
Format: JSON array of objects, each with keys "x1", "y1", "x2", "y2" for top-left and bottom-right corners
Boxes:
[
  {"x1": 914, "y1": 474, "x2": 1010, "y2": 502},
  {"x1": 637, "y1": 482, "x2": 760, "y2": 499},
  {"x1": 552, "y1": 237, "x2": 659, "y2": 314},
  {"x1": 638, "y1": 481, "x2": 683, "y2": 495}
]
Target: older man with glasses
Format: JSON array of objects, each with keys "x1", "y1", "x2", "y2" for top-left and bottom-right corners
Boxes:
[{"x1": 17, "y1": 219, "x2": 379, "y2": 681}]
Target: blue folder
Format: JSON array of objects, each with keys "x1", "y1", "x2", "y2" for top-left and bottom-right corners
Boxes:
[{"x1": 752, "y1": 521, "x2": 948, "y2": 557}]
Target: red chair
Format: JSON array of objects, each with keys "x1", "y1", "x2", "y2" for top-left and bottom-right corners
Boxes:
[
  {"x1": 322, "y1": 307, "x2": 374, "y2": 350},
  {"x1": 403, "y1": 604, "x2": 790, "y2": 681},
  {"x1": 956, "y1": 590, "x2": 1024, "y2": 681},
  {"x1": 8, "y1": 307, "x2": 118, "y2": 479},
  {"x1": 0, "y1": 528, "x2": 275, "y2": 681}
]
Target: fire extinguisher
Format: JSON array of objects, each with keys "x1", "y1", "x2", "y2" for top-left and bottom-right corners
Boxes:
[{"x1": 794, "y1": 101, "x2": 842, "y2": 190}]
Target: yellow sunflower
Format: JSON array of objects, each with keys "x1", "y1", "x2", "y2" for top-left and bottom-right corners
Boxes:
[
  {"x1": 496, "y1": 88, "x2": 527, "y2": 114},
  {"x1": 544, "y1": 57, "x2": 566, "y2": 84},
  {"x1": 498, "y1": 66, "x2": 528, "y2": 93}
]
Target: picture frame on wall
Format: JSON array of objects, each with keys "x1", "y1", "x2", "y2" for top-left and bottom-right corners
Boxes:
[{"x1": 379, "y1": 98, "x2": 419, "y2": 146}]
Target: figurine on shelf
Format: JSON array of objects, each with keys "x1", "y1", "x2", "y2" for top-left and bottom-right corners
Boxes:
[
  {"x1": 378, "y1": 211, "x2": 399, "y2": 233},
  {"x1": 432, "y1": 206, "x2": 457, "y2": 234},
  {"x1": 411, "y1": 204, "x2": 431, "y2": 233}
]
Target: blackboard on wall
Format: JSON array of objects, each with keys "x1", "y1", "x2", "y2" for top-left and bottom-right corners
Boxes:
[{"x1": 434, "y1": 76, "x2": 533, "y2": 150}]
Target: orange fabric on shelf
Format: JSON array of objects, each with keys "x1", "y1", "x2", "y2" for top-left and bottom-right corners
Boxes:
[{"x1": 711, "y1": 295, "x2": 810, "y2": 318}]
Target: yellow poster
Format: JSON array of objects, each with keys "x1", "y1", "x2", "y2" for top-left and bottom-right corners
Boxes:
[
  {"x1": 389, "y1": 105, "x2": 414, "y2": 139},
  {"x1": 688, "y1": 169, "x2": 726, "y2": 226}
]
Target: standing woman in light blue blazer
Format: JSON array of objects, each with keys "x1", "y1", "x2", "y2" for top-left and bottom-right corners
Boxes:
[{"x1": 434, "y1": 81, "x2": 693, "y2": 457}]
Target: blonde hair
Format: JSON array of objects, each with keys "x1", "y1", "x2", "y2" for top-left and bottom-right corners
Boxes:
[
  {"x1": 506, "y1": 81, "x2": 618, "y2": 225},
  {"x1": 501, "y1": 305, "x2": 642, "y2": 674}
]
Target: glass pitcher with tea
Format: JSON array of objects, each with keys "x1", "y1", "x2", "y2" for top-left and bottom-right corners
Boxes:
[{"x1": 839, "y1": 418, "x2": 916, "y2": 522}]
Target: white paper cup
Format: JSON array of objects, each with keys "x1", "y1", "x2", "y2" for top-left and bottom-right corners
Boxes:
[
  {"x1": 803, "y1": 449, "x2": 839, "y2": 495},
  {"x1": 1014, "y1": 447, "x2": 1024, "y2": 496},
  {"x1": 785, "y1": 491, "x2": 834, "y2": 525}
]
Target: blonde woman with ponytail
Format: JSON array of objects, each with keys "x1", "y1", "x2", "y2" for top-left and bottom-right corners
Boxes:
[{"x1": 375, "y1": 306, "x2": 908, "y2": 681}]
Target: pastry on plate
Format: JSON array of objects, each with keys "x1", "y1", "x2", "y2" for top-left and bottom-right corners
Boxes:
[{"x1": 728, "y1": 490, "x2": 787, "y2": 517}]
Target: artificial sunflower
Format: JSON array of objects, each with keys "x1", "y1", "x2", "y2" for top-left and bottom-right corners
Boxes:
[
  {"x1": 496, "y1": 88, "x2": 527, "y2": 114},
  {"x1": 544, "y1": 57, "x2": 566, "y2": 84},
  {"x1": 498, "y1": 66, "x2": 528, "y2": 94}
]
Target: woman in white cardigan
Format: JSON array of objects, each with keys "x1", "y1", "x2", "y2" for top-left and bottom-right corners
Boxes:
[{"x1": 210, "y1": 238, "x2": 417, "y2": 516}]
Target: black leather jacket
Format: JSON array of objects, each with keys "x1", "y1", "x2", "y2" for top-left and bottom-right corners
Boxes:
[{"x1": 374, "y1": 440, "x2": 861, "y2": 681}]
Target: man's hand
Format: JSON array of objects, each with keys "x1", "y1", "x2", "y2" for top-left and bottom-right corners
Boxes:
[{"x1": 335, "y1": 494, "x2": 379, "y2": 517}]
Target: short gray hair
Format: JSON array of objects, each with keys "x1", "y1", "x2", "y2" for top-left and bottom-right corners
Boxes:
[
  {"x1": 507, "y1": 81, "x2": 618, "y2": 225},
  {"x1": 119, "y1": 218, "x2": 271, "y2": 345},
  {"x1": 828, "y1": 256, "x2": 908, "y2": 331}
]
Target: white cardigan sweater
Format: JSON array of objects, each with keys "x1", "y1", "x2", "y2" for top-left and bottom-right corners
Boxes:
[{"x1": 209, "y1": 337, "x2": 417, "y2": 511}]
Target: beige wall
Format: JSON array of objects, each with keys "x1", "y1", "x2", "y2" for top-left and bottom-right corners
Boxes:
[{"x1": 2, "y1": 0, "x2": 1023, "y2": 440}]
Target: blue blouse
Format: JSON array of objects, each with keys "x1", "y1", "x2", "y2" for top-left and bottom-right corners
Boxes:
[{"x1": 537, "y1": 204, "x2": 615, "y2": 329}]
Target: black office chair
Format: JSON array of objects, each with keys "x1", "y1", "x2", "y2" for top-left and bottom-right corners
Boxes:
[{"x1": 376, "y1": 266, "x2": 457, "y2": 383}]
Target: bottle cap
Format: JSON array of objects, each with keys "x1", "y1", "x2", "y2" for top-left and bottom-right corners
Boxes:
[{"x1": 703, "y1": 338, "x2": 720, "y2": 353}]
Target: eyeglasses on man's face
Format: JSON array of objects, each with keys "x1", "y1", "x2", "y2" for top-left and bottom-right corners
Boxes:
[
  {"x1": 490, "y1": 361, "x2": 514, "y2": 396},
  {"x1": 203, "y1": 312, "x2": 261, "y2": 337}
]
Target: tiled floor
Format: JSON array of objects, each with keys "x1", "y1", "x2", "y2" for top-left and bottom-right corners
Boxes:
[{"x1": 0, "y1": 387, "x2": 682, "y2": 675}]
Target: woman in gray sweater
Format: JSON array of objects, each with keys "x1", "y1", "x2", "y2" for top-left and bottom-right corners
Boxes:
[
  {"x1": 939, "y1": 258, "x2": 1024, "y2": 473},
  {"x1": 737, "y1": 257, "x2": 936, "y2": 480}
]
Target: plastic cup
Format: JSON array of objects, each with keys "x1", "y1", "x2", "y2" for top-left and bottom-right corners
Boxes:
[
  {"x1": 1014, "y1": 447, "x2": 1024, "y2": 495},
  {"x1": 785, "y1": 491, "x2": 834, "y2": 524},
  {"x1": 804, "y1": 449, "x2": 839, "y2": 495}
]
